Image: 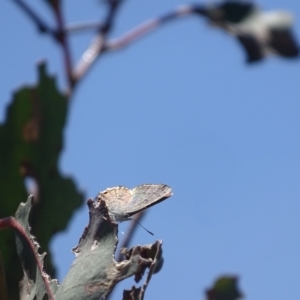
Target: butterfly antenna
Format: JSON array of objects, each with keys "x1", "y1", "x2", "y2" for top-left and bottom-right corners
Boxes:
[{"x1": 131, "y1": 218, "x2": 154, "y2": 235}]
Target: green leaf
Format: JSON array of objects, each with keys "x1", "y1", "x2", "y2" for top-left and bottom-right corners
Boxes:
[
  {"x1": 0, "y1": 252, "x2": 8, "y2": 300},
  {"x1": 14, "y1": 196, "x2": 58, "y2": 300},
  {"x1": 12, "y1": 194, "x2": 163, "y2": 300},
  {"x1": 0, "y1": 62, "x2": 83, "y2": 299},
  {"x1": 56, "y1": 198, "x2": 164, "y2": 300}
]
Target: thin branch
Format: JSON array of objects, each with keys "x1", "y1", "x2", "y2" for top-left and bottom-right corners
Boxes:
[
  {"x1": 140, "y1": 240, "x2": 163, "y2": 300},
  {"x1": 12, "y1": 1, "x2": 206, "y2": 93},
  {"x1": 65, "y1": 4, "x2": 204, "y2": 36},
  {"x1": 0, "y1": 217, "x2": 55, "y2": 300},
  {"x1": 11, "y1": 0, "x2": 57, "y2": 40},
  {"x1": 65, "y1": 21, "x2": 103, "y2": 34},
  {"x1": 11, "y1": 0, "x2": 74, "y2": 95},
  {"x1": 116, "y1": 211, "x2": 147, "y2": 262},
  {"x1": 51, "y1": 2, "x2": 75, "y2": 94},
  {"x1": 72, "y1": 0, "x2": 122, "y2": 84},
  {"x1": 72, "y1": 4, "x2": 205, "y2": 83},
  {"x1": 106, "y1": 211, "x2": 146, "y2": 300},
  {"x1": 104, "y1": 5, "x2": 198, "y2": 51}
]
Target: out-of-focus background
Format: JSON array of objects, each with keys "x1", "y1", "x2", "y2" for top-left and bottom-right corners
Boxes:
[{"x1": 1, "y1": 1, "x2": 300, "y2": 299}]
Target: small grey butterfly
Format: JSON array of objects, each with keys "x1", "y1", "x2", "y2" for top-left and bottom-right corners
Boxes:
[{"x1": 96, "y1": 184, "x2": 172, "y2": 222}]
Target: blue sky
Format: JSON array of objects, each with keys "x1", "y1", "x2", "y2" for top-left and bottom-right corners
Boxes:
[{"x1": 1, "y1": 1, "x2": 300, "y2": 299}]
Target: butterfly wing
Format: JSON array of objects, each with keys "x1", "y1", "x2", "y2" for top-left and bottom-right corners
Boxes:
[
  {"x1": 97, "y1": 186, "x2": 132, "y2": 215},
  {"x1": 268, "y1": 29, "x2": 299, "y2": 57},
  {"x1": 125, "y1": 184, "x2": 172, "y2": 216},
  {"x1": 97, "y1": 184, "x2": 172, "y2": 222}
]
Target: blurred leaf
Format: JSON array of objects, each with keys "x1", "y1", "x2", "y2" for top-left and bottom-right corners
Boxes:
[
  {"x1": 14, "y1": 196, "x2": 58, "y2": 300},
  {"x1": 0, "y1": 62, "x2": 84, "y2": 299},
  {"x1": 195, "y1": 1, "x2": 299, "y2": 63},
  {"x1": 206, "y1": 276, "x2": 243, "y2": 300},
  {"x1": 0, "y1": 253, "x2": 8, "y2": 300}
]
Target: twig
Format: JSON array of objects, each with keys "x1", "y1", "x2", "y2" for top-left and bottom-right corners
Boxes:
[
  {"x1": 0, "y1": 216, "x2": 55, "y2": 300},
  {"x1": 65, "y1": 21, "x2": 103, "y2": 34},
  {"x1": 11, "y1": 0, "x2": 74, "y2": 96},
  {"x1": 73, "y1": 0, "x2": 122, "y2": 84},
  {"x1": 12, "y1": 1, "x2": 206, "y2": 94},
  {"x1": 72, "y1": 4, "x2": 206, "y2": 83},
  {"x1": 51, "y1": 1, "x2": 75, "y2": 94},
  {"x1": 115, "y1": 211, "x2": 146, "y2": 262},
  {"x1": 106, "y1": 211, "x2": 146, "y2": 300},
  {"x1": 140, "y1": 240, "x2": 163, "y2": 300},
  {"x1": 104, "y1": 5, "x2": 197, "y2": 51},
  {"x1": 12, "y1": 0, "x2": 98, "y2": 92},
  {"x1": 11, "y1": 0, "x2": 57, "y2": 39}
]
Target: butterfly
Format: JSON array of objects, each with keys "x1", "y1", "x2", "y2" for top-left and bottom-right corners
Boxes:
[{"x1": 96, "y1": 184, "x2": 172, "y2": 222}]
